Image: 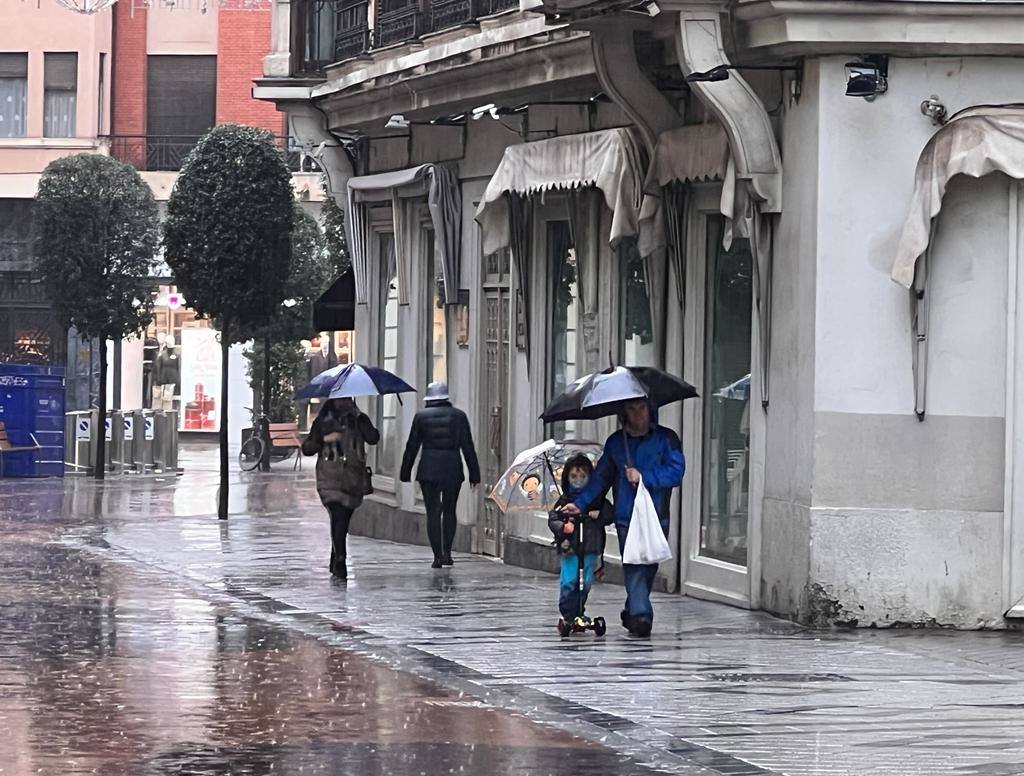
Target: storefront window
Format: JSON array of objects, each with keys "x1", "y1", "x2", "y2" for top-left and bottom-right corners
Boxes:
[
  {"x1": 377, "y1": 234, "x2": 399, "y2": 478},
  {"x1": 700, "y1": 217, "x2": 752, "y2": 567},
  {"x1": 620, "y1": 240, "x2": 655, "y2": 367},
  {"x1": 426, "y1": 230, "x2": 447, "y2": 384},
  {"x1": 548, "y1": 221, "x2": 577, "y2": 440}
]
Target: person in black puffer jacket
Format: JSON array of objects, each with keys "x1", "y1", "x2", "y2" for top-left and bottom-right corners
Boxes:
[{"x1": 400, "y1": 382, "x2": 480, "y2": 567}]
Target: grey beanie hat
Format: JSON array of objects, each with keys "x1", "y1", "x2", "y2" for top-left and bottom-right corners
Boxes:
[{"x1": 425, "y1": 381, "x2": 449, "y2": 401}]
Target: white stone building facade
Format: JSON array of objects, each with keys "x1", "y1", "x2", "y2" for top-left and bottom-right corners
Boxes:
[{"x1": 258, "y1": 0, "x2": 1024, "y2": 628}]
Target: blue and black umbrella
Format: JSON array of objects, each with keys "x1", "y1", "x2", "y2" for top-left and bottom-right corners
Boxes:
[{"x1": 295, "y1": 363, "x2": 416, "y2": 401}]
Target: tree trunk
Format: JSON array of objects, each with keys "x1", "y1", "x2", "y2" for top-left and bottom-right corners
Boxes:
[
  {"x1": 95, "y1": 338, "x2": 107, "y2": 481},
  {"x1": 260, "y1": 335, "x2": 272, "y2": 472},
  {"x1": 218, "y1": 323, "x2": 230, "y2": 520}
]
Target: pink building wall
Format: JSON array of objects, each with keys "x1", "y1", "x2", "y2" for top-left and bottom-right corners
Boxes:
[{"x1": 0, "y1": 1, "x2": 111, "y2": 180}]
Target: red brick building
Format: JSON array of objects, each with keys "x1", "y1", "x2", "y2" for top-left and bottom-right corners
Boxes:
[{"x1": 110, "y1": 1, "x2": 285, "y2": 170}]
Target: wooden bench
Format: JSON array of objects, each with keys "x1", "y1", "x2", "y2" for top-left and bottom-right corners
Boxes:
[
  {"x1": 0, "y1": 421, "x2": 40, "y2": 478},
  {"x1": 268, "y1": 422, "x2": 303, "y2": 470}
]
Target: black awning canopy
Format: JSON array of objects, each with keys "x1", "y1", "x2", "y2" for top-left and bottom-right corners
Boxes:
[{"x1": 313, "y1": 269, "x2": 355, "y2": 332}]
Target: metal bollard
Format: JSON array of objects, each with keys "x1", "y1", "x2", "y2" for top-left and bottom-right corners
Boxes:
[
  {"x1": 106, "y1": 410, "x2": 127, "y2": 474},
  {"x1": 64, "y1": 410, "x2": 97, "y2": 475},
  {"x1": 153, "y1": 410, "x2": 180, "y2": 473},
  {"x1": 133, "y1": 410, "x2": 156, "y2": 473}
]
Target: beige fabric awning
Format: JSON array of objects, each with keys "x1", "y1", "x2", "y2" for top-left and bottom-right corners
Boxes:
[
  {"x1": 347, "y1": 164, "x2": 461, "y2": 306},
  {"x1": 891, "y1": 106, "x2": 1024, "y2": 419},
  {"x1": 474, "y1": 128, "x2": 645, "y2": 255},
  {"x1": 638, "y1": 122, "x2": 731, "y2": 257},
  {"x1": 892, "y1": 106, "x2": 1024, "y2": 288}
]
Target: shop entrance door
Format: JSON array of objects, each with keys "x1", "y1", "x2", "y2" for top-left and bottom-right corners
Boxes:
[
  {"x1": 679, "y1": 185, "x2": 764, "y2": 607},
  {"x1": 1000, "y1": 181, "x2": 1024, "y2": 618},
  {"x1": 479, "y1": 252, "x2": 512, "y2": 557}
]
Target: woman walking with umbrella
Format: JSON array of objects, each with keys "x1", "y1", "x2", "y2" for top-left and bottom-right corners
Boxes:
[
  {"x1": 399, "y1": 382, "x2": 481, "y2": 568},
  {"x1": 548, "y1": 367, "x2": 693, "y2": 637},
  {"x1": 298, "y1": 364, "x2": 416, "y2": 580}
]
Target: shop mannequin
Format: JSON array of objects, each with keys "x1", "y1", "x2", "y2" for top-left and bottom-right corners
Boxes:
[
  {"x1": 153, "y1": 334, "x2": 180, "y2": 412},
  {"x1": 309, "y1": 334, "x2": 338, "y2": 379}
]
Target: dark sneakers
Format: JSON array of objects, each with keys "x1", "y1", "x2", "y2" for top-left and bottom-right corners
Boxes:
[
  {"x1": 331, "y1": 560, "x2": 347, "y2": 580},
  {"x1": 631, "y1": 616, "x2": 653, "y2": 638},
  {"x1": 431, "y1": 557, "x2": 443, "y2": 569},
  {"x1": 621, "y1": 609, "x2": 653, "y2": 637},
  {"x1": 442, "y1": 553, "x2": 454, "y2": 566}
]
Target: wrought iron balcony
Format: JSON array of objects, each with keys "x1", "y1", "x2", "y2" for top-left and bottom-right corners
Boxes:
[
  {"x1": 335, "y1": 0, "x2": 371, "y2": 61},
  {"x1": 429, "y1": 0, "x2": 478, "y2": 31},
  {"x1": 375, "y1": 0, "x2": 427, "y2": 48},
  {"x1": 478, "y1": 0, "x2": 518, "y2": 15},
  {"x1": 102, "y1": 135, "x2": 307, "y2": 173}
]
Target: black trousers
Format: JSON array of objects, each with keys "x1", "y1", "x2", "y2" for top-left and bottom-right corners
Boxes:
[
  {"x1": 327, "y1": 502, "x2": 354, "y2": 572},
  {"x1": 420, "y1": 481, "x2": 461, "y2": 558}
]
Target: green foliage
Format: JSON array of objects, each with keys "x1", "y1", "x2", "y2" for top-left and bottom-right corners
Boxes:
[
  {"x1": 320, "y1": 186, "x2": 351, "y2": 277},
  {"x1": 33, "y1": 154, "x2": 159, "y2": 340},
  {"x1": 243, "y1": 203, "x2": 333, "y2": 421},
  {"x1": 244, "y1": 339, "x2": 307, "y2": 423},
  {"x1": 163, "y1": 124, "x2": 295, "y2": 340}
]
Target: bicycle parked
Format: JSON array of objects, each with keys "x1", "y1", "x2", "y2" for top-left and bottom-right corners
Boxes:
[{"x1": 238, "y1": 408, "x2": 302, "y2": 472}]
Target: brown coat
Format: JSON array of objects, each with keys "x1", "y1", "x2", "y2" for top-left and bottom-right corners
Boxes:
[{"x1": 302, "y1": 406, "x2": 380, "y2": 509}]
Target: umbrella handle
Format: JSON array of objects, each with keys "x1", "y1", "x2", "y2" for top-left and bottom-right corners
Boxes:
[{"x1": 543, "y1": 451, "x2": 562, "y2": 497}]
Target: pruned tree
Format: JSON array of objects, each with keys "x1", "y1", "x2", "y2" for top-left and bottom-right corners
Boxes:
[
  {"x1": 243, "y1": 203, "x2": 330, "y2": 469},
  {"x1": 33, "y1": 154, "x2": 159, "y2": 480},
  {"x1": 163, "y1": 124, "x2": 294, "y2": 518}
]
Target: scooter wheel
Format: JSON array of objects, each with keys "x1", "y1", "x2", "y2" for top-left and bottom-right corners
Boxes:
[
  {"x1": 557, "y1": 618, "x2": 573, "y2": 637},
  {"x1": 593, "y1": 617, "x2": 607, "y2": 637}
]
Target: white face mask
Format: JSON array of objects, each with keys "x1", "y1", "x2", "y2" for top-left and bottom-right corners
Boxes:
[{"x1": 568, "y1": 473, "x2": 589, "y2": 491}]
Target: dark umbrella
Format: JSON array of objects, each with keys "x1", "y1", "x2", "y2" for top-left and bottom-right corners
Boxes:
[
  {"x1": 541, "y1": 365, "x2": 697, "y2": 423},
  {"x1": 294, "y1": 363, "x2": 416, "y2": 400}
]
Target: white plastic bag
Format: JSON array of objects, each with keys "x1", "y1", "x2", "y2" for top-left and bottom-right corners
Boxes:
[{"x1": 621, "y1": 474, "x2": 673, "y2": 565}]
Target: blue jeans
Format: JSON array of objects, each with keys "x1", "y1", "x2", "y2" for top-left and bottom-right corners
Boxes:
[
  {"x1": 559, "y1": 553, "x2": 599, "y2": 619},
  {"x1": 616, "y1": 522, "x2": 667, "y2": 621}
]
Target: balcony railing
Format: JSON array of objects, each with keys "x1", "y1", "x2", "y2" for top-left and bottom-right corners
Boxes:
[
  {"x1": 103, "y1": 135, "x2": 307, "y2": 173},
  {"x1": 290, "y1": 0, "x2": 523, "y2": 74},
  {"x1": 336, "y1": 0, "x2": 371, "y2": 61},
  {"x1": 375, "y1": 0, "x2": 427, "y2": 48}
]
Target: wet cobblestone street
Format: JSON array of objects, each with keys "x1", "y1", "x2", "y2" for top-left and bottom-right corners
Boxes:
[{"x1": 2, "y1": 446, "x2": 1024, "y2": 775}]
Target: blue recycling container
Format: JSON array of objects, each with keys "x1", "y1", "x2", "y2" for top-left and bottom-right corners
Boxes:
[{"x1": 0, "y1": 364, "x2": 65, "y2": 478}]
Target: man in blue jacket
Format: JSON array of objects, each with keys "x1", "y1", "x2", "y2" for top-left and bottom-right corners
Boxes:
[{"x1": 561, "y1": 398, "x2": 684, "y2": 637}]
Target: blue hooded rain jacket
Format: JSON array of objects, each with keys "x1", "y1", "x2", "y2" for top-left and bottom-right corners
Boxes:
[{"x1": 571, "y1": 418, "x2": 685, "y2": 531}]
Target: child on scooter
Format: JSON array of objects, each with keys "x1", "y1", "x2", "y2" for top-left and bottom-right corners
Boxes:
[{"x1": 548, "y1": 454, "x2": 614, "y2": 632}]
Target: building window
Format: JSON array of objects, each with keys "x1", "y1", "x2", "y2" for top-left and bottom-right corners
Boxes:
[
  {"x1": 97, "y1": 52, "x2": 106, "y2": 135},
  {"x1": 146, "y1": 55, "x2": 217, "y2": 170},
  {"x1": 548, "y1": 220, "x2": 577, "y2": 439},
  {"x1": 376, "y1": 233, "x2": 400, "y2": 479},
  {"x1": 620, "y1": 240, "x2": 655, "y2": 367},
  {"x1": 426, "y1": 230, "x2": 448, "y2": 385},
  {"x1": 44, "y1": 53, "x2": 78, "y2": 138},
  {"x1": 700, "y1": 216, "x2": 753, "y2": 567},
  {"x1": 0, "y1": 54, "x2": 27, "y2": 139}
]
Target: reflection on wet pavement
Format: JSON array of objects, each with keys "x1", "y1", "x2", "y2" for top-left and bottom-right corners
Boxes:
[
  {"x1": 0, "y1": 537, "x2": 659, "y2": 775},
  {"x1": 2, "y1": 445, "x2": 1024, "y2": 776}
]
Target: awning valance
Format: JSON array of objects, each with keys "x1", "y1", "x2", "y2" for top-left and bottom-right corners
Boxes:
[
  {"x1": 347, "y1": 163, "x2": 462, "y2": 306},
  {"x1": 474, "y1": 128, "x2": 645, "y2": 256},
  {"x1": 637, "y1": 121, "x2": 776, "y2": 409},
  {"x1": 891, "y1": 106, "x2": 1024, "y2": 419},
  {"x1": 638, "y1": 122, "x2": 731, "y2": 258},
  {"x1": 892, "y1": 106, "x2": 1024, "y2": 288}
]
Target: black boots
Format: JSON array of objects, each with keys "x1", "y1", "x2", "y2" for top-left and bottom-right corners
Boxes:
[
  {"x1": 431, "y1": 557, "x2": 443, "y2": 569},
  {"x1": 442, "y1": 553, "x2": 454, "y2": 566}
]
